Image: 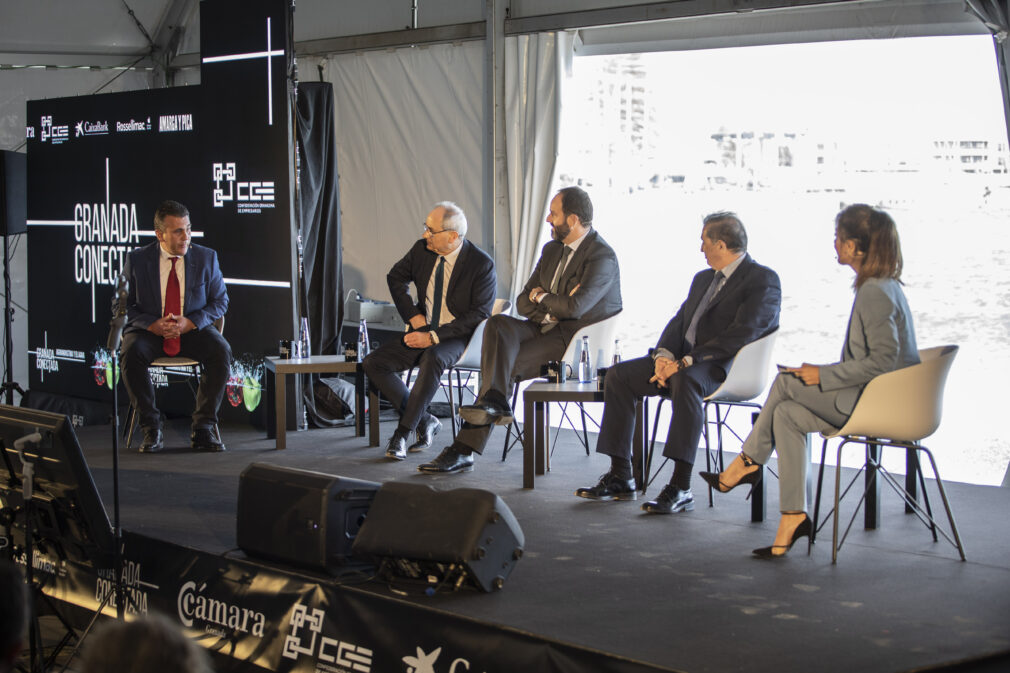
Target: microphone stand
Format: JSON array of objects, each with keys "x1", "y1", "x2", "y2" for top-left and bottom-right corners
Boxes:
[
  {"x1": 105, "y1": 274, "x2": 129, "y2": 621},
  {"x1": 14, "y1": 432, "x2": 43, "y2": 673},
  {"x1": 58, "y1": 275, "x2": 134, "y2": 671}
]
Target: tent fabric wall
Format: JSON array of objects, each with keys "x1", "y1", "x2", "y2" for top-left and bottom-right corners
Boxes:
[
  {"x1": 504, "y1": 32, "x2": 568, "y2": 305},
  {"x1": 318, "y1": 42, "x2": 484, "y2": 302}
]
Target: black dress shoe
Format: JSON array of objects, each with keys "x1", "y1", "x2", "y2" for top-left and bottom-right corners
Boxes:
[
  {"x1": 191, "y1": 427, "x2": 226, "y2": 452},
  {"x1": 408, "y1": 415, "x2": 442, "y2": 453},
  {"x1": 385, "y1": 434, "x2": 407, "y2": 460},
  {"x1": 459, "y1": 398, "x2": 514, "y2": 427},
  {"x1": 139, "y1": 427, "x2": 164, "y2": 453},
  {"x1": 575, "y1": 471, "x2": 637, "y2": 501},
  {"x1": 418, "y1": 446, "x2": 475, "y2": 474},
  {"x1": 641, "y1": 485, "x2": 694, "y2": 514}
]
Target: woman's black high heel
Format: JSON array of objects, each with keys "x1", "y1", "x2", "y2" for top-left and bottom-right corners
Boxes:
[
  {"x1": 698, "y1": 453, "x2": 762, "y2": 499},
  {"x1": 752, "y1": 514, "x2": 812, "y2": 559}
]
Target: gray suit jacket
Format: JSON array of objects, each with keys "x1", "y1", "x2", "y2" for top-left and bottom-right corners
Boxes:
[
  {"x1": 820, "y1": 277, "x2": 919, "y2": 415},
  {"x1": 514, "y1": 229, "x2": 622, "y2": 342}
]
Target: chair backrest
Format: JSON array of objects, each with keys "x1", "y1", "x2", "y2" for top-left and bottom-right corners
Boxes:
[
  {"x1": 704, "y1": 329, "x2": 778, "y2": 403},
  {"x1": 492, "y1": 298, "x2": 512, "y2": 317},
  {"x1": 454, "y1": 300, "x2": 512, "y2": 370},
  {"x1": 825, "y1": 345, "x2": 958, "y2": 442},
  {"x1": 562, "y1": 313, "x2": 622, "y2": 373}
]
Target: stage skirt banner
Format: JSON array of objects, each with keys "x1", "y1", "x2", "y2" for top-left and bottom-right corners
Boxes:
[{"x1": 22, "y1": 530, "x2": 677, "y2": 673}]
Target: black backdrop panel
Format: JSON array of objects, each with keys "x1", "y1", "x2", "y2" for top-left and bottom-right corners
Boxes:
[{"x1": 24, "y1": 0, "x2": 294, "y2": 419}]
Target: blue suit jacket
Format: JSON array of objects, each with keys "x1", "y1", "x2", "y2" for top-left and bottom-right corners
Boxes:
[{"x1": 124, "y1": 241, "x2": 229, "y2": 334}]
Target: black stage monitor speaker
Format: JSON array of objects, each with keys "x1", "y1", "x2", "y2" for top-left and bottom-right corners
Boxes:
[
  {"x1": 0, "y1": 151, "x2": 27, "y2": 236},
  {"x1": 237, "y1": 463, "x2": 380, "y2": 573},
  {"x1": 351, "y1": 481, "x2": 525, "y2": 592}
]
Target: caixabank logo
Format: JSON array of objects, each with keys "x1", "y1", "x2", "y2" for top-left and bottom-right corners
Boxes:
[
  {"x1": 282, "y1": 602, "x2": 373, "y2": 672},
  {"x1": 75, "y1": 120, "x2": 110, "y2": 138},
  {"x1": 402, "y1": 646, "x2": 488, "y2": 673},
  {"x1": 212, "y1": 162, "x2": 275, "y2": 214}
]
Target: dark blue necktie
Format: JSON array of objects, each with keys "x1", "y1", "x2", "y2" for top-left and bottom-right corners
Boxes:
[{"x1": 431, "y1": 257, "x2": 446, "y2": 329}]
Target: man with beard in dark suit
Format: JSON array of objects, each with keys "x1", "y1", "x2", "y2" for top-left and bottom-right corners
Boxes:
[
  {"x1": 576, "y1": 212, "x2": 780, "y2": 514},
  {"x1": 362, "y1": 201, "x2": 495, "y2": 460},
  {"x1": 419, "y1": 186, "x2": 622, "y2": 474}
]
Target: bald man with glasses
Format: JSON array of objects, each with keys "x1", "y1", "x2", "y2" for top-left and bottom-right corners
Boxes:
[{"x1": 361, "y1": 201, "x2": 496, "y2": 460}]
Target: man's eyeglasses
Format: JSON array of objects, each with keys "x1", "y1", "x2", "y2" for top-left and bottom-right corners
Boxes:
[{"x1": 423, "y1": 224, "x2": 450, "y2": 235}]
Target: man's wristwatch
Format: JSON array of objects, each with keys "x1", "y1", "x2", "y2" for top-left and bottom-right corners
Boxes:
[{"x1": 676, "y1": 357, "x2": 690, "y2": 370}]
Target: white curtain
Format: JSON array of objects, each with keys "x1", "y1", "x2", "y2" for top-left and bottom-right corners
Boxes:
[
  {"x1": 315, "y1": 43, "x2": 484, "y2": 301},
  {"x1": 503, "y1": 31, "x2": 571, "y2": 305}
]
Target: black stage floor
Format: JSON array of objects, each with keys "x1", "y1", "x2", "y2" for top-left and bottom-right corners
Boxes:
[{"x1": 72, "y1": 415, "x2": 1010, "y2": 673}]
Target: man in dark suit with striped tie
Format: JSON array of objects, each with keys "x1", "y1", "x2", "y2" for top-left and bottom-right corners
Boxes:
[
  {"x1": 420, "y1": 186, "x2": 622, "y2": 474},
  {"x1": 121, "y1": 200, "x2": 231, "y2": 453},
  {"x1": 576, "y1": 212, "x2": 781, "y2": 513},
  {"x1": 362, "y1": 201, "x2": 496, "y2": 460}
]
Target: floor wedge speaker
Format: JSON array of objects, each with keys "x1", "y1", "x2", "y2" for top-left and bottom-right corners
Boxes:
[
  {"x1": 237, "y1": 463, "x2": 380, "y2": 573},
  {"x1": 351, "y1": 481, "x2": 524, "y2": 592}
]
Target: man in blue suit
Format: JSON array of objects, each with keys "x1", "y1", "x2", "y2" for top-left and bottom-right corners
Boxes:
[
  {"x1": 576, "y1": 212, "x2": 780, "y2": 513},
  {"x1": 121, "y1": 200, "x2": 231, "y2": 453}
]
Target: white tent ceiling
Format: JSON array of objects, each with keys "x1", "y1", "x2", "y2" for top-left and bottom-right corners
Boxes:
[{"x1": 0, "y1": 0, "x2": 988, "y2": 70}]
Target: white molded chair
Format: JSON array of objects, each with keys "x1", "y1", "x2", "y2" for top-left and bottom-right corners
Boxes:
[
  {"x1": 811, "y1": 344, "x2": 965, "y2": 563},
  {"x1": 645, "y1": 329, "x2": 777, "y2": 518},
  {"x1": 501, "y1": 312, "x2": 622, "y2": 460},
  {"x1": 550, "y1": 313, "x2": 622, "y2": 455},
  {"x1": 438, "y1": 299, "x2": 512, "y2": 437}
]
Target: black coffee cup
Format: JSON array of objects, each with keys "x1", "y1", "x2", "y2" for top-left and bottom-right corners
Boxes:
[
  {"x1": 541, "y1": 360, "x2": 572, "y2": 383},
  {"x1": 596, "y1": 366, "x2": 608, "y2": 390}
]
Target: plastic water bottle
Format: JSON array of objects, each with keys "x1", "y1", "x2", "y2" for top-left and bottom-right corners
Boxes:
[
  {"x1": 357, "y1": 319, "x2": 370, "y2": 362},
  {"x1": 579, "y1": 335, "x2": 592, "y2": 383},
  {"x1": 612, "y1": 339, "x2": 622, "y2": 365},
  {"x1": 299, "y1": 317, "x2": 311, "y2": 359}
]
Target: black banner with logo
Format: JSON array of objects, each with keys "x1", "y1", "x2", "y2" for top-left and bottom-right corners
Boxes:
[
  {"x1": 23, "y1": 0, "x2": 295, "y2": 424},
  {"x1": 22, "y1": 529, "x2": 677, "y2": 673}
]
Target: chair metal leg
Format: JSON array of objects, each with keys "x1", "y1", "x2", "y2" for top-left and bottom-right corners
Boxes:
[
  {"x1": 703, "y1": 401, "x2": 715, "y2": 507},
  {"x1": 501, "y1": 381, "x2": 523, "y2": 461},
  {"x1": 645, "y1": 398, "x2": 667, "y2": 488},
  {"x1": 125, "y1": 405, "x2": 138, "y2": 450},
  {"x1": 579, "y1": 403, "x2": 590, "y2": 455},
  {"x1": 864, "y1": 441, "x2": 882, "y2": 530},
  {"x1": 810, "y1": 438, "x2": 829, "y2": 546},
  {"x1": 919, "y1": 446, "x2": 966, "y2": 560}
]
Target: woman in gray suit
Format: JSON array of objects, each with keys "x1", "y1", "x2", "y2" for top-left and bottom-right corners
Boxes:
[{"x1": 700, "y1": 204, "x2": 919, "y2": 558}]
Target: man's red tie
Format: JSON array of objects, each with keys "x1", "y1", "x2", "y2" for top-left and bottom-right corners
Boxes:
[{"x1": 164, "y1": 257, "x2": 181, "y2": 355}]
